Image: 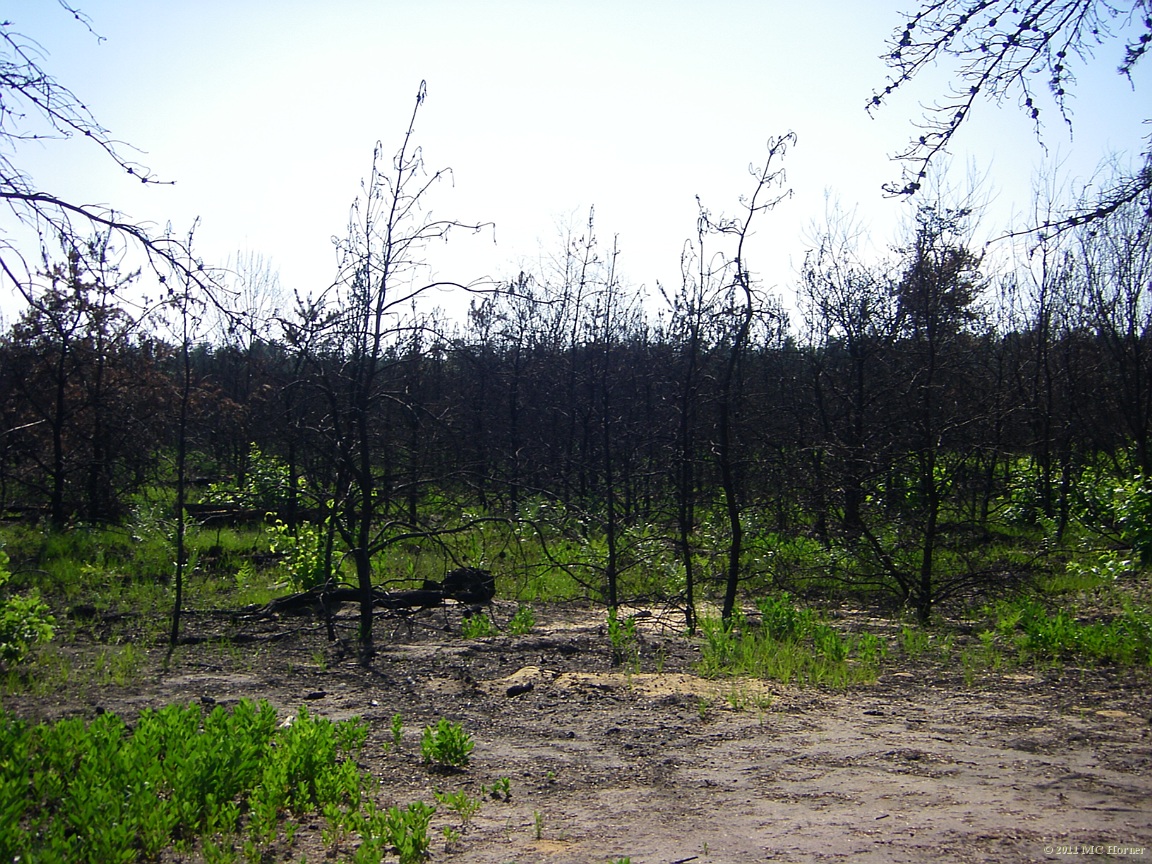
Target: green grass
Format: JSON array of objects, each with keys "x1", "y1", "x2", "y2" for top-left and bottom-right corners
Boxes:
[
  {"x1": 92, "y1": 642, "x2": 148, "y2": 686},
  {"x1": 990, "y1": 597, "x2": 1152, "y2": 666},
  {"x1": 0, "y1": 519, "x2": 288, "y2": 621},
  {"x1": 900, "y1": 624, "x2": 931, "y2": 657},
  {"x1": 1, "y1": 643, "x2": 71, "y2": 695},
  {"x1": 697, "y1": 595, "x2": 887, "y2": 687}
]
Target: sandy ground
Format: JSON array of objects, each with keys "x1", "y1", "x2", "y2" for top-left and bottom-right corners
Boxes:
[{"x1": 5, "y1": 601, "x2": 1151, "y2": 863}]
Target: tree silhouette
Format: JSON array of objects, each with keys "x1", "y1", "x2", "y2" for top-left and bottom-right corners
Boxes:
[{"x1": 285, "y1": 81, "x2": 488, "y2": 663}]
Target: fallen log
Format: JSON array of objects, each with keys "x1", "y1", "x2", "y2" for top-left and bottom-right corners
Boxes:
[
  {"x1": 252, "y1": 568, "x2": 496, "y2": 639},
  {"x1": 184, "y1": 503, "x2": 328, "y2": 526},
  {"x1": 257, "y1": 585, "x2": 449, "y2": 617}
]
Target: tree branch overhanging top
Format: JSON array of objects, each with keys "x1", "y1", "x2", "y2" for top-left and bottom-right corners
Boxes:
[
  {"x1": 0, "y1": 7, "x2": 234, "y2": 308},
  {"x1": 869, "y1": 0, "x2": 1150, "y2": 233}
]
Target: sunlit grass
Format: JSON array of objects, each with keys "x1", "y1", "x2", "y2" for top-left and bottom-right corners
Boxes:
[
  {"x1": 2, "y1": 644, "x2": 72, "y2": 696},
  {"x1": 93, "y1": 642, "x2": 148, "y2": 687},
  {"x1": 989, "y1": 596, "x2": 1152, "y2": 666},
  {"x1": 696, "y1": 595, "x2": 888, "y2": 688}
]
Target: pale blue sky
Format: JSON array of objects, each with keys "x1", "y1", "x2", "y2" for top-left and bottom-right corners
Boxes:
[{"x1": 6, "y1": 0, "x2": 1150, "y2": 320}]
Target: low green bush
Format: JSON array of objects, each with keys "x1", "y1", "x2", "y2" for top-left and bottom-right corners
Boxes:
[
  {"x1": 420, "y1": 718, "x2": 474, "y2": 768},
  {"x1": 434, "y1": 788, "x2": 482, "y2": 826},
  {"x1": 0, "y1": 550, "x2": 55, "y2": 665},
  {"x1": 506, "y1": 604, "x2": 535, "y2": 635},
  {"x1": 0, "y1": 699, "x2": 381, "y2": 863},
  {"x1": 460, "y1": 613, "x2": 494, "y2": 639},
  {"x1": 606, "y1": 607, "x2": 639, "y2": 666}
]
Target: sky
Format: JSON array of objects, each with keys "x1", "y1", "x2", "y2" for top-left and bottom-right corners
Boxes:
[{"x1": 4, "y1": 0, "x2": 1150, "y2": 326}]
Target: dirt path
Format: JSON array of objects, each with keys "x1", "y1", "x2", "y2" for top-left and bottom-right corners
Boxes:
[{"x1": 5, "y1": 602, "x2": 1150, "y2": 863}]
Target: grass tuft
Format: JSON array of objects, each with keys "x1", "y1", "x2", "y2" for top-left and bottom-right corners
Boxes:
[{"x1": 697, "y1": 594, "x2": 887, "y2": 687}]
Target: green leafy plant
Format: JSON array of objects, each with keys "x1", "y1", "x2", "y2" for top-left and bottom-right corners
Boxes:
[
  {"x1": 356, "y1": 800, "x2": 436, "y2": 864},
  {"x1": 461, "y1": 613, "x2": 494, "y2": 639},
  {"x1": 855, "y1": 632, "x2": 889, "y2": 668},
  {"x1": 991, "y1": 597, "x2": 1152, "y2": 666},
  {"x1": 390, "y1": 712, "x2": 404, "y2": 749},
  {"x1": 507, "y1": 604, "x2": 535, "y2": 635},
  {"x1": 725, "y1": 684, "x2": 774, "y2": 712},
  {"x1": 441, "y1": 824, "x2": 461, "y2": 848},
  {"x1": 434, "y1": 789, "x2": 482, "y2": 826},
  {"x1": 204, "y1": 443, "x2": 302, "y2": 512},
  {"x1": 0, "y1": 699, "x2": 371, "y2": 864},
  {"x1": 420, "y1": 718, "x2": 474, "y2": 768},
  {"x1": 755, "y1": 592, "x2": 812, "y2": 641},
  {"x1": 1109, "y1": 473, "x2": 1152, "y2": 565},
  {"x1": 812, "y1": 623, "x2": 848, "y2": 663},
  {"x1": 0, "y1": 550, "x2": 55, "y2": 665},
  {"x1": 268, "y1": 518, "x2": 329, "y2": 591},
  {"x1": 488, "y1": 776, "x2": 512, "y2": 801},
  {"x1": 607, "y1": 608, "x2": 638, "y2": 667},
  {"x1": 697, "y1": 697, "x2": 711, "y2": 721},
  {"x1": 1064, "y1": 550, "x2": 1138, "y2": 584},
  {"x1": 900, "y1": 624, "x2": 930, "y2": 657},
  {"x1": 386, "y1": 801, "x2": 436, "y2": 864}
]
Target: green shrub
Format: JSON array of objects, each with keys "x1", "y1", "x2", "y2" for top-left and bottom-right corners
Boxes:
[
  {"x1": 506, "y1": 604, "x2": 535, "y2": 635},
  {"x1": 0, "y1": 699, "x2": 373, "y2": 863},
  {"x1": 268, "y1": 518, "x2": 329, "y2": 591},
  {"x1": 420, "y1": 718, "x2": 474, "y2": 768},
  {"x1": 0, "y1": 550, "x2": 55, "y2": 665},
  {"x1": 204, "y1": 443, "x2": 302, "y2": 512},
  {"x1": 434, "y1": 789, "x2": 482, "y2": 825},
  {"x1": 486, "y1": 776, "x2": 512, "y2": 801},
  {"x1": 460, "y1": 613, "x2": 494, "y2": 639},
  {"x1": 382, "y1": 800, "x2": 436, "y2": 864},
  {"x1": 900, "y1": 624, "x2": 930, "y2": 657},
  {"x1": 756, "y1": 592, "x2": 813, "y2": 641},
  {"x1": 1112, "y1": 474, "x2": 1152, "y2": 564},
  {"x1": 390, "y1": 712, "x2": 404, "y2": 749},
  {"x1": 607, "y1": 608, "x2": 639, "y2": 666}
]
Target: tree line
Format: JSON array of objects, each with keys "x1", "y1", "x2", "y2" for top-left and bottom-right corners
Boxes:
[
  {"x1": 1, "y1": 167, "x2": 1148, "y2": 645},
  {"x1": 4, "y1": 0, "x2": 1148, "y2": 659}
]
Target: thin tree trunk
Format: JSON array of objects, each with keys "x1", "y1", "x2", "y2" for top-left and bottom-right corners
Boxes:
[
  {"x1": 170, "y1": 330, "x2": 192, "y2": 646},
  {"x1": 720, "y1": 288, "x2": 753, "y2": 623}
]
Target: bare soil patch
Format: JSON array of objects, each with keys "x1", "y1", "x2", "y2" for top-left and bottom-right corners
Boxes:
[{"x1": 5, "y1": 601, "x2": 1151, "y2": 863}]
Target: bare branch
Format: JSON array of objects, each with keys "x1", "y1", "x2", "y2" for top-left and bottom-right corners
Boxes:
[{"x1": 870, "y1": 0, "x2": 1150, "y2": 225}]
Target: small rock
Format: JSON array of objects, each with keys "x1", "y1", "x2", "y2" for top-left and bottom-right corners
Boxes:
[
  {"x1": 506, "y1": 682, "x2": 534, "y2": 697},
  {"x1": 303, "y1": 690, "x2": 326, "y2": 701}
]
